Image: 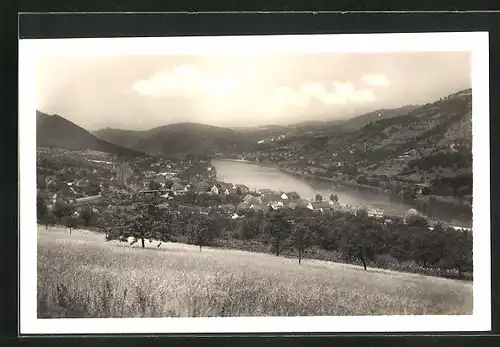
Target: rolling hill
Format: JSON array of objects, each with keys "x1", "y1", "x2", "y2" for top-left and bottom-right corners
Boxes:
[
  {"x1": 94, "y1": 122, "x2": 258, "y2": 156},
  {"x1": 36, "y1": 111, "x2": 144, "y2": 158},
  {"x1": 340, "y1": 104, "x2": 421, "y2": 130},
  {"x1": 92, "y1": 89, "x2": 472, "y2": 166},
  {"x1": 327, "y1": 88, "x2": 472, "y2": 190}
]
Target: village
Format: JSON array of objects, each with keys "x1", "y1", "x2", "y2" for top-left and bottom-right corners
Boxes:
[{"x1": 35, "y1": 147, "x2": 469, "y2": 235}]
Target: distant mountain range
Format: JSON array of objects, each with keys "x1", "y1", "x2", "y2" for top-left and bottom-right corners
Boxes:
[
  {"x1": 38, "y1": 88, "x2": 472, "y2": 163},
  {"x1": 93, "y1": 122, "x2": 255, "y2": 156},
  {"x1": 36, "y1": 111, "x2": 144, "y2": 158},
  {"x1": 90, "y1": 103, "x2": 424, "y2": 156}
]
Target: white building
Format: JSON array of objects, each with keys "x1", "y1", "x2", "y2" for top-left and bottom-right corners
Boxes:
[
  {"x1": 367, "y1": 208, "x2": 385, "y2": 219},
  {"x1": 210, "y1": 185, "x2": 219, "y2": 195}
]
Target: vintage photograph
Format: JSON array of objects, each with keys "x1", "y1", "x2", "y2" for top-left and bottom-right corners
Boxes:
[{"x1": 19, "y1": 32, "x2": 490, "y2": 334}]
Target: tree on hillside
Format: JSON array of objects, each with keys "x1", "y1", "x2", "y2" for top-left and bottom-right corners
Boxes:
[
  {"x1": 127, "y1": 213, "x2": 149, "y2": 248},
  {"x1": 237, "y1": 218, "x2": 259, "y2": 243},
  {"x1": 356, "y1": 175, "x2": 370, "y2": 185},
  {"x1": 152, "y1": 213, "x2": 174, "y2": 246},
  {"x1": 345, "y1": 230, "x2": 368, "y2": 270},
  {"x1": 356, "y1": 208, "x2": 368, "y2": 219},
  {"x1": 189, "y1": 213, "x2": 221, "y2": 251},
  {"x1": 408, "y1": 226, "x2": 434, "y2": 268},
  {"x1": 65, "y1": 214, "x2": 79, "y2": 234},
  {"x1": 386, "y1": 222, "x2": 413, "y2": 265},
  {"x1": 340, "y1": 214, "x2": 378, "y2": 270},
  {"x1": 42, "y1": 213, "x2": 57, "y2": 230},
  {"x1": 226, "y1": 193, "x2": 241, "y2": 207},
  {"x1": 439, "y1": 229, "x2": 473, "y2": 280},
  {"x1": 79, "y1": 206, "x2": 94, "y2": 227},
  {"x1": 329, "y1": 194, "x2": 339, "y2": 203},
  {"x1": 292, "y1": 222, "x2": 312, "y2": 264},
  {"x1": 86, "y1": 181, "x2": 101, "y2": 196},
  {"x1": 129, "y1": 198, "x2": 162, "y2": 248},
  {"x1": 99, "y1": 207, "x2": 128, "y2": 241},
  {"x1": 52, "y1": 200, "x2": 74, "y2": 225},
  {"x1": 265, "y1": 210, "x2": 292, "y2": 257},
  {"x1": 37, "y1": 194, "x2": 49, "y2": 229}
]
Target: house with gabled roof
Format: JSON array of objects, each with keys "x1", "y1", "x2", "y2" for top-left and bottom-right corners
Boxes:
[
  {"x1": 260, "y1": 192, "x2": 281, "y2": 203},
  {"x1": 307, "y1": 201, "x2": 334, "y2": 212},
  {"x1": 210, "y1": 185, "x2": 220, "y2": 195},
  {"x1": 367, "y1": 208, "x2": 385, "y2": 219},
  {"x1": 269, "y1": 201, "x2": 284, "y2": 210}
]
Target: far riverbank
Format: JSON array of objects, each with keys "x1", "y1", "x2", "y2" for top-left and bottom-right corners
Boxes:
[{"x1": 212, "y1": 158, "x2": 472, "y2": 228}]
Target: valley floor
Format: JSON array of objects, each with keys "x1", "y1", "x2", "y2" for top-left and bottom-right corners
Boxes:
[{"x1": 37, "y1": 226, "x2": 473, "y2": 318}]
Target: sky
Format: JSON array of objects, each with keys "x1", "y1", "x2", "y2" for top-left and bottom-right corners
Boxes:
[{"x1": 36, "y1": 51, "x2": 471, "y2": 130}]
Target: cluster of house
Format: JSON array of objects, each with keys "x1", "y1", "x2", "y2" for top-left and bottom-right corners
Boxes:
[
  {"x1": 232, "y1": 189, "x2": 343, "y2": 214},
  {"x1": 42, "y1": 173, "x2": 107, "y2": 200},
  {"x1": 136, "y1": 178, "x2": 252, "y2": 198}
]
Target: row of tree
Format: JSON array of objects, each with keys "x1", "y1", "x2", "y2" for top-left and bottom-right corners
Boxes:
[
  {"x1": 37, "y1": 192, "x2": 473, "y2": 280},
  {"x1": 229, "y1": 208, "x2": 472, "y2": 278}
]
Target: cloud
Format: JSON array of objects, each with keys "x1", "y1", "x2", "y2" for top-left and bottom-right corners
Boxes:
[
  {"x1": 361, "y1": 73, "x2": 390, "y2": 87},
  {"x1": 132, "y1": 64, "x2": 239, "y2": 98},
  {"x1": 275, "y1": 81, "x2": 376, "y2": 108}
]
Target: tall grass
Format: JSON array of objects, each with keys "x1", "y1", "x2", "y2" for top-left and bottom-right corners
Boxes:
[{"x1": 37, "y1": 226, "x2": 473, "y2": 318}]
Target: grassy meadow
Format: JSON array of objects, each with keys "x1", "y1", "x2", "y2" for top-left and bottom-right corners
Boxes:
[{"x1": 37, "y1": 225, "x2": 473, "y2": 318}]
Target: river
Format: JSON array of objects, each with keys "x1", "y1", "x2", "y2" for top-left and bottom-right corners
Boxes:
[{"x1": 212, "y1": 159, "x2": 472, "y2": 228}]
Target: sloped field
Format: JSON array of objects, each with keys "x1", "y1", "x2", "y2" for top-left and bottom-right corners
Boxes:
[{"x1": 37, "y1": 226, "x2": 473, "y2": 318}]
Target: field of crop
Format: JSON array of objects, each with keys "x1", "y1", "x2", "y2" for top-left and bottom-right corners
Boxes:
[{"x1": 37, "y1": 225, "x2": 473, "y2": 318}]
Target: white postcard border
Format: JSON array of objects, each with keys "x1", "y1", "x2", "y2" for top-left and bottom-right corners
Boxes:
[{"x1": 19, "y1": 31, "x2": 490, "y2": 334}]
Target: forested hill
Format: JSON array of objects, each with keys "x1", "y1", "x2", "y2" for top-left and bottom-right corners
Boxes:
[
  {"x1": 92, "y1": 88, "x2": 472, "y2": 173},
  {"x1": 36, "y1": 111, "x2": 144, "y2": 158},
  {"x1": 340, "y1": 104, "x2": 421, "y2": 130},
  {"x1": 94, "y1": 122, "x2": 258, "y2": 156}
]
